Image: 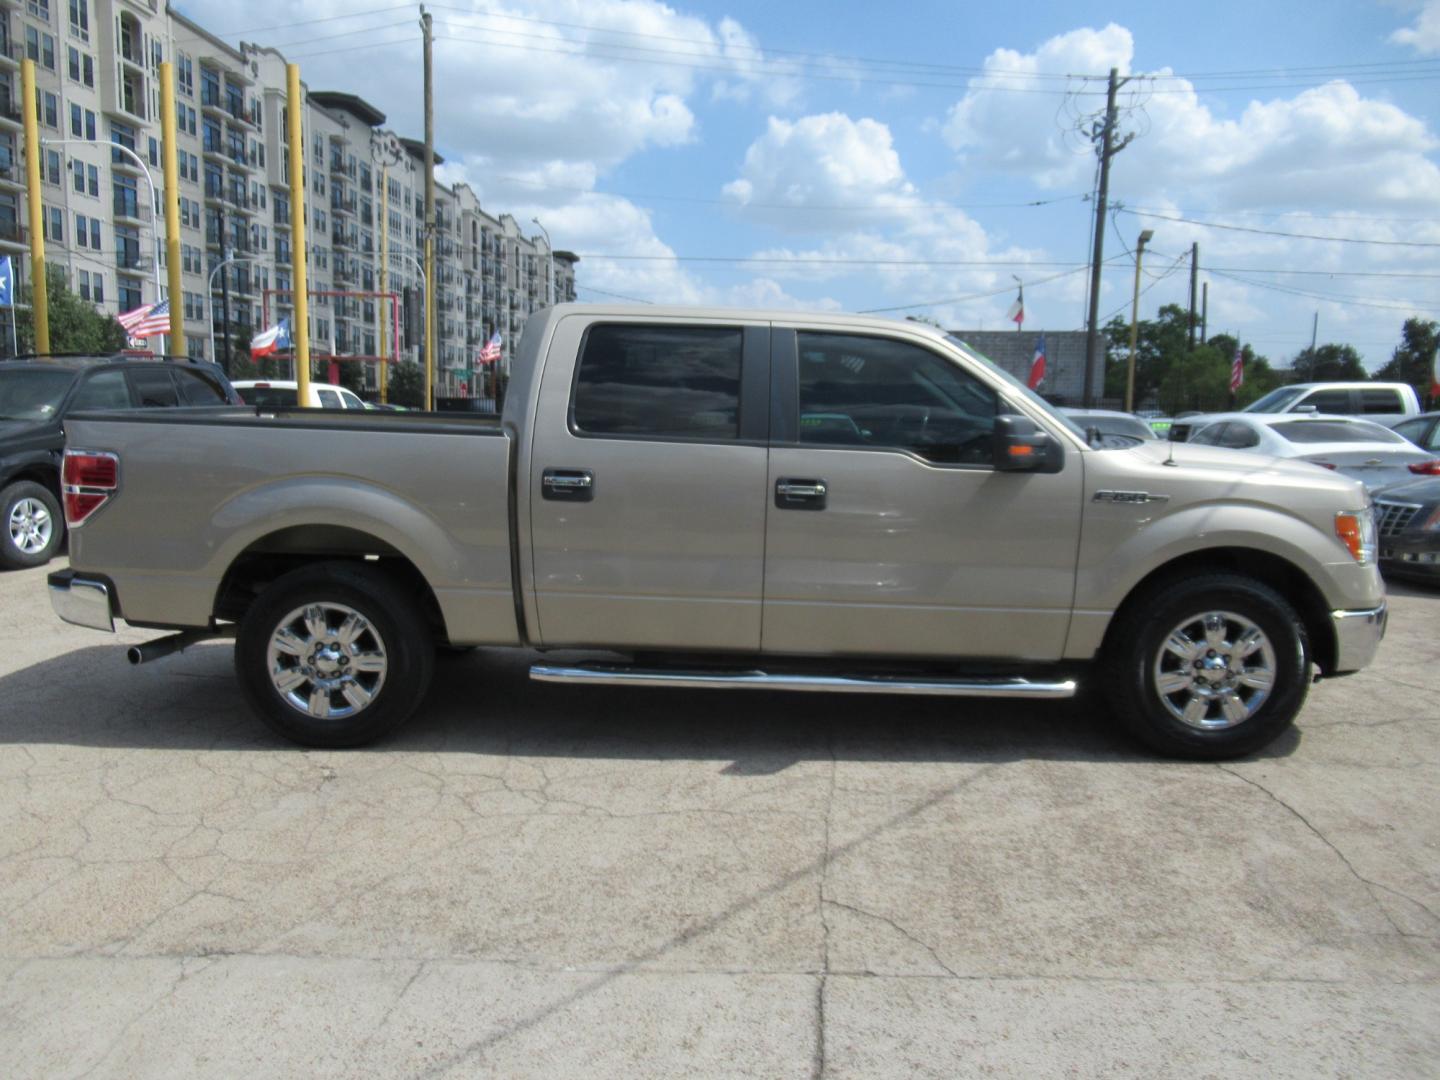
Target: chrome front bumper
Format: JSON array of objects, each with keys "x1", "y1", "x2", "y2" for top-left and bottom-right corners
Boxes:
[
  {"x1": 1329, "y1": 602, "x2": 1387, "y2": 674},
  {"x1": 48, "y1": 571, "x2": 115, "y2": 633}
]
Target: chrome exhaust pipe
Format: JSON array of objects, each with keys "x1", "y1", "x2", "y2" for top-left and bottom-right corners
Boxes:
[{"x1": 127, "y1": 627, "x2": 233, "y2": 665}]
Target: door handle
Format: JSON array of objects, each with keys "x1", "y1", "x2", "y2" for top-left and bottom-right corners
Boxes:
[
  {"x1": 542, "y1": 468, "x2": 594, "y2": 502},
  {"x1": 775, "y1": 477, "x2": 827, "y2": 510}
]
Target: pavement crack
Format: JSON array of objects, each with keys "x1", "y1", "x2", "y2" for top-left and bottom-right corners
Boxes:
[
  {"x1": 1216, "y1": 764, "x2": 1439, "y2": 938},
  {"x1": 813, "y1": 733, "x2": 837, "y2": 1080},
  {"x1": 822, "y1": 899, "x2": 960, "y2": 979}
]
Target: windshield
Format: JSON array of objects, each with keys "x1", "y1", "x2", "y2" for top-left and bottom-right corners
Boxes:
[
  {"x1": 1272, "y1": 419, "x2": 1404, "y2": 445},
  {"x1": 0, "y1": 368, "x2": 76, "y2": 421},
  {"x1": 943, "y1": 334, "x2": 1089, "y2": 441},
  {"x1": 1242, "y1": 386, "x2": 1305, "y2": 413}
]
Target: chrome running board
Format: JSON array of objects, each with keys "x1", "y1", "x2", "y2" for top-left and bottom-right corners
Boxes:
[{"x1": 529, "y1": 664, "x2": 1076, "y2": 699}]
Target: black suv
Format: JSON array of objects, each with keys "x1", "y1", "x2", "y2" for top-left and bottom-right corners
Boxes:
[{"x1": 1, "y1": 355, "x2": 241, "y2": 569}]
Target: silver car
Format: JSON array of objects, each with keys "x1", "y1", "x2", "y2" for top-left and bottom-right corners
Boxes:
[{"x1": 1184, "y1": 413, "x2": 1438, "y2": 492}]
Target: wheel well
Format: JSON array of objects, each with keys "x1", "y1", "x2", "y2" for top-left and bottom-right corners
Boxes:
[
  {"x1": 214, "y1": 526, "x2": 449, "y2": 644},
  {"x1": 3, "y1": 466, "x2": 61, "y2": 503},
  {"x1": 1103, "y1": 548, "x2": 1337, "y2": 675}
]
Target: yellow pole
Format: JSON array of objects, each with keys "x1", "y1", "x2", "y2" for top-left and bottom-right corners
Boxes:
[
  {"x1": 378, "y1": 164, "x2": 388, "y2": 404},
  {"x1": 159, "y1": 63, "x2": 184, "y2": 352},
  {"x1": 1125, "y1": 236, "x2": 1148, "y2": 414},
  {"x1": 424, "y1": 232, "x2": 434, "y2": 410},
  {"x1": 287, "y1": 65, "x2": 311, "y2": 404},
  {"x1": 21, "y1": 59, "x2": 48, "y2": 353}
]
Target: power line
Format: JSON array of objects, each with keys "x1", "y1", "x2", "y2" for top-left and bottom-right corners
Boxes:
[
  {"x1": 488, "y1": 173, "x2": 1088, "y2": 214},
  {"x1": 575, "y1": 284, "x2": 655, "y2": 304},
  {"x1": 1125, "y1": 204, "x2": 1440, "y2": 226},
  {"x1": 576, "y1": 254, "x2": 1094, "y2": 268},
  {"x1": 1119, "y1": 208, "x2": 1440, "y2": 248},
  {"x1": 205, "y1": 4, "x2": 416, "y2": 38},
  {"x1": 1209, "y1": 268, "x2": 1438, "y2": 315},
  {"x1": 856, "y1": 264, "x2": 1097, "y2": 313}
]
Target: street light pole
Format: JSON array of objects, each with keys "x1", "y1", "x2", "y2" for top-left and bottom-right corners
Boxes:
[
  {"x1": 45, "y1": 137, "x2": 163, "y2": 346},
  {"x1": 1125, "y1": 228, "x2": 1154, "y2": 414},
  {"x1": 208, "y1": 253, "x2": 256, "y2": 371},
  {"x1": 531, "y1": 217, "x2": 554, "y2": 307}
]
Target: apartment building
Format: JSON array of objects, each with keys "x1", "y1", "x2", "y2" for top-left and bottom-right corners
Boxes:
[{"x1": 2, "y1": 0, "x2": 576, "y2": 398}]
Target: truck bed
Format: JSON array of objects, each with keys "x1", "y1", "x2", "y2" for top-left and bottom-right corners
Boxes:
[{"x1": 63, "y1": 407, "x2": 519, "y2": 646}]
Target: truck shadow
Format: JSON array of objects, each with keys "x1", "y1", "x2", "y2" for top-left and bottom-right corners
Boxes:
[{"x1": 0, "y1": 642, "x2": 1301, "y2": 765}]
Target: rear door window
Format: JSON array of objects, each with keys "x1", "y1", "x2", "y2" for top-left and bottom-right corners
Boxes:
[
  {"x1": 572, "y1": 324, "x2": 743, "y2": 440},
  {"x1": 69, "y1": 369, "x2": 132, "y2": 410},
  {"x1": 1187, "y1": 423, "x2": 1226, "y2": 446},
  {"x1": 1218, "y1": 422, "x2": 1260, "y2": 449},
  {"x1": 340, "y1": 390, "x2": 367, "y2": 410},
  {"x1": 1359, "y1": 389, "x2": 1402, "y2": 415},
  {"x1": 316, "y1": 389, "x2": 342, "y2": 409},
  {"x1": 127, "y1": 368, "x2": 180, "y2": 408}
]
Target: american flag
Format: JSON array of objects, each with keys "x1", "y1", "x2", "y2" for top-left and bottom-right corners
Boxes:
[
  {"x1": 1229, "y1": 345, "x2": 1244, "y2": 392},
  {"x1": 117, "y1": 300, "x2": 171, "y2": 339},
  {"x1": 478, "y1": 332, "x2": 502, "y2": 364}
]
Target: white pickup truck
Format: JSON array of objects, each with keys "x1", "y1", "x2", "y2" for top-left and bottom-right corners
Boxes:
[{"x1": 50, "y1": 305, "x2": 1387, "y2": 759}]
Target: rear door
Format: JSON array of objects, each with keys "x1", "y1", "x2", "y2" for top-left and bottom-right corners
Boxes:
[
  {"x1": 761, "y1": 328, "x2": 1084, "y2": 662},
  {"x1": 527, "y1": 317, "x2": 771, "y2": 651}
]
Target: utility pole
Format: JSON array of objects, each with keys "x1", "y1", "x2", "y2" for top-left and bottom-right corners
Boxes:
[
  {"x1": 1200, "y1": 282, "x2": 1208, "y2": 345},
  {"x1": 1082, "y1": 68, "x2": 1133, "y2": 408},
  {"x1": 1125, "y1": 229, "x2": 1153, "y2": 413},
  {"x1": 379, "y1": 163, "x2": 389, "y2": 403},
  {"x1": 421, "y1": 5, "x2": 436, "y2": 410},
  {"x1": 160, "y1": 62, "x2": 183, "y2": 354},
  {"x1": 1309, "y1": 311, "x2": 1319, "y2": 380},
  {"x1": 1187, "y1": 243, "x2": 1199, "y2": 351}
]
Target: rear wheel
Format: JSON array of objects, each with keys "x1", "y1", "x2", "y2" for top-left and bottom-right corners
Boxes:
[
  {"x1": 235, "y1": 562, "x2": 435, "y2": 747},
  {"x1": 1103, "y1": 573, "x2": 1309, "y2": 759},
  {"x1": 1, "y1": 481, "x2": 64, "y2": 570}
]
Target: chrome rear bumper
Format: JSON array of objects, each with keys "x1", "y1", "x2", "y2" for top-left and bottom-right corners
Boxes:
[
  {"x1": 1329, "y1": 602, "x2": 1387, "y2": 674},
  {"x1": 48, "y1": 570, "x2": 115, "y2": 633}
]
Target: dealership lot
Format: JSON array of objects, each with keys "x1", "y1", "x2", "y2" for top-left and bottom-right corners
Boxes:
[{"x1": 1, "y1": 562, "x2": 1437, "y2": 1078}]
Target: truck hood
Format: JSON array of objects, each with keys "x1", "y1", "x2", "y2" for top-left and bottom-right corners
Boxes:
[{"x1": 1116, "y1": 439, "x2": 1367, "y2": 503}]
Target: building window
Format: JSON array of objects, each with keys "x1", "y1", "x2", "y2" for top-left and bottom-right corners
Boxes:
[
  {"x1": 93, "y1": 275, "x2": 104, "y2": 304},
  {"x1": 87, "y1": 164, "x2": 98, "y2": 196},
  {"x1": 75, "y1": 213, "x2": 88, "y2": 246},
  {"x1": 89, "y1": 217, "x2": 99, "y2": 247},
  {"x1": 178, "y1": 54, "x2": 193, "y2": 96},
  {"x1": 28, "y1": 1, "x2": 51, "y2": 21},
  {"x1": 70, "y1": 102, "x2": 81, "y2": 137},
  {"x1": 41, "y1": 91, "x2": 58, "y2": 129},
  {"x1": 119, "y1": 282, "x2": 141, "y2": 312},
  {"x1": 44, "y1": 206, "x2": 63, "y2": 242},
  {"x1": 78, "y1": 269, "x2": 91, "y2": 300},
  {"x1": 69, "y1": 0, "x2": 89, "y2": 42},
  {"x1": 72, "y1": 159, "x2": 84, "y2": 193},
  {"x1": 44, "y1": 149, "x2": 60, "y2": 185}
]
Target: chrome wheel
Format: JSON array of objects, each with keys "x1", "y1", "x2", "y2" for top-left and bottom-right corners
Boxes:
[
  {"x1": 266, "y1": 602, "x2": 388, "y2": 720},
  {"x1": 8, "y1": 497, "x2": 53, "y2": 555},
  {"x1": 1151, "y1": 610, "x2": 1276, "y2": 730}
]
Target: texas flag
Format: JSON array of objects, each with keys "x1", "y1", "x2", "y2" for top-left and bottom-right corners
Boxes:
[
  {"x1": 1027, "y1": 334, "x2": 1046, "y2": 390},
  {"x1": 1005, "y1": 284, "x2": 1024, "y2": 329},
  {"x1": 250, "y1": 319, "x2": 291, "y2": 358}
]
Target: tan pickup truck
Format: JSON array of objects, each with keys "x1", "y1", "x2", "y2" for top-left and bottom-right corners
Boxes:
[{"x1": 50, "y1": 305, "x2": 1387, "y2": 758}]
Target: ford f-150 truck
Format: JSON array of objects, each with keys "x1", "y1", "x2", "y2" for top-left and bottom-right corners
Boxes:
[{"x1": 49, "y1": 305, "x2": 1388, "y2": 759}]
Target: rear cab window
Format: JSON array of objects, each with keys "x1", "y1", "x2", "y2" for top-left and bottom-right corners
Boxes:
[
  {"x1": 1272, "y1": 420, "x2": 1404, "y2": 444},
  {"x1": 1360, "y1": 389, "x2": 1402, "y2": 415},
  {"x1": 173, "y1": 368, "x2": 229, "y2": 405},
  {"x1": 571, "y1": 324, "x2": 743, "y2": 440},
  {"x1": 69, "y1": 369, "x2": 132, "y2": 410},
  {"x1": 128, "y1": 368, "x2": 180, "y2": 408},
  {"x1": 1297, "y1": 389, "x2": 1354, "y2": 414}
]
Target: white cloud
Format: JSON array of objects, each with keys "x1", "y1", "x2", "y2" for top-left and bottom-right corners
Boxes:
[{"x1": 1391, "y1": 0, "x2": 1440, "y2": 53}]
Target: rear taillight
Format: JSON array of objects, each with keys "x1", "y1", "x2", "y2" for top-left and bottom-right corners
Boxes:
[
  {"x1": 62, "y1": 450, "x2": 119, "y2": 527},
  {"x1": 1407, "y1": 459, "x2": 1440, "y2": 476},
  {"x1": 1311, "y1": 461, "x2": 1338, "y2": 470}
]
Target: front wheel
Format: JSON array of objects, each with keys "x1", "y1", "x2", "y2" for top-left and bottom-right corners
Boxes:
[
  {"x1": 235, "y1": 562, "x2": 435, "y2": 748},
  {"x1": 1, "y1": 481, "x2": 64, "y2": 570},
  {"x1": 1103, "y1": 573, "x2": 1310, "y2": 760}
]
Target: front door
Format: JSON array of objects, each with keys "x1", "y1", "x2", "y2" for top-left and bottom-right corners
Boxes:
[
  {"x1": 528, "y1": 317, "x2": 771, "y2": 652},
  {"x1": 762, "y1": 329, "x2": 1084, "y2": 662}
]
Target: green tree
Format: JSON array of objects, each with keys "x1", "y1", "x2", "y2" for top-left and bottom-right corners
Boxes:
[
  {"x1": 388, "y1": 361, "x2": 424, "y2": 407},
  {"x1": 1373, "y1": 318, "x2": 1438, "y2": 408},
  {"x1": 332, "y1": 359, "x2": 365, "y2": 395},
  {"x1": 1290, "y1": 343, "x2": 1367, "y2": 382},
  {"x1": 1205, "y1": 334, "x2": 1282, "y2": 407},
  {"x1": 16, "y1": 266, "x2": 127, "y2": 354},
  {"x1": 1103, "y1": 304, "x2": 1192, "y2": 406}
]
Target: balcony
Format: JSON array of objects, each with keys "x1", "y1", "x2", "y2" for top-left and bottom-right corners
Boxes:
[
  {"x1": 116, "y1": 248, "x2": 147, "y2": 272},
  {"x1": 201, "y1": 85, "x2": 226, "y2": 117},
  {"x1": 0, "y1": 219, "x2": 25, "y2": 246},
  {"x1": 113, "y1": 192, "x2": 144, "y2": 224}
]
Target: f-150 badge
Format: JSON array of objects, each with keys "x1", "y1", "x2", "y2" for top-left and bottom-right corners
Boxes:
[{"x1": 1093, "y1": 490, "x2": 1170, "y2": 504}]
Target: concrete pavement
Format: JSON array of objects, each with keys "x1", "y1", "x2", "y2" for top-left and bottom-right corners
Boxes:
[{"x1": 1, "y1": 561, "x2": 1436, "y2": 1077}]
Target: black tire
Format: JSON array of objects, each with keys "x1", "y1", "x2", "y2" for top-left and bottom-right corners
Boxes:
[
  {"x1": 234, "y1": 561, "x2": 435, "y2": 748},
  {"x1": 1102, "y1": 573, "x2": 1310, "y2": 760},
  {"x1": 1, "y1": 480, "x2": 64, "y2": 570}
]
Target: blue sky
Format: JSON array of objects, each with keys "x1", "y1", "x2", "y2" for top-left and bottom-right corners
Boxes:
[{"x1": 179, "y1": 0, "x2": 1440, "y2": 369}]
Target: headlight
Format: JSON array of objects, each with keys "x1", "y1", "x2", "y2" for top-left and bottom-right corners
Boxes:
[
  {"x1": 1335, "y1": 510, "x2": 1377, "y2": 565},
  {"x1": 1424, "y1": 507, "x2": 1440, "y2": 533}
]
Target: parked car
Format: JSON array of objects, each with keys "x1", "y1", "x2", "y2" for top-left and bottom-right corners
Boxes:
[
  {"x1": 231, "y1": 380, "x2": 369, "y2": 410},
  {"x1": 50, "y1": 304, "x2": 1388, "y2": 760},
  {"x1": 1, "y1": 354, "x2": 240, "y2": 569},
  {"x1": 1372, "y1": 475, "x2": 1440, "y2": 583},
  {"x1": 1391, "y1": 412, "x2": 1440, "y2": 453},
  {"x1": 1060, "y1": 408, "x2": 1159, "y2": 448},
  {"x1": 1181, "y1": 413, "x2": 1437, "y2": 491},
  {"x1": 1239, "y1": 382, "x2": 1421, "y2": 425}
]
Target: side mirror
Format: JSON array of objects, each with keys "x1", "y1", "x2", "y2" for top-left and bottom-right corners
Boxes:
[
  {"x1": 1292, "y1": 405, "x2": 1319, "y2": 414},
  {"x1": 994, "y1": 415, "x2": 1063, "y2": 473}
]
